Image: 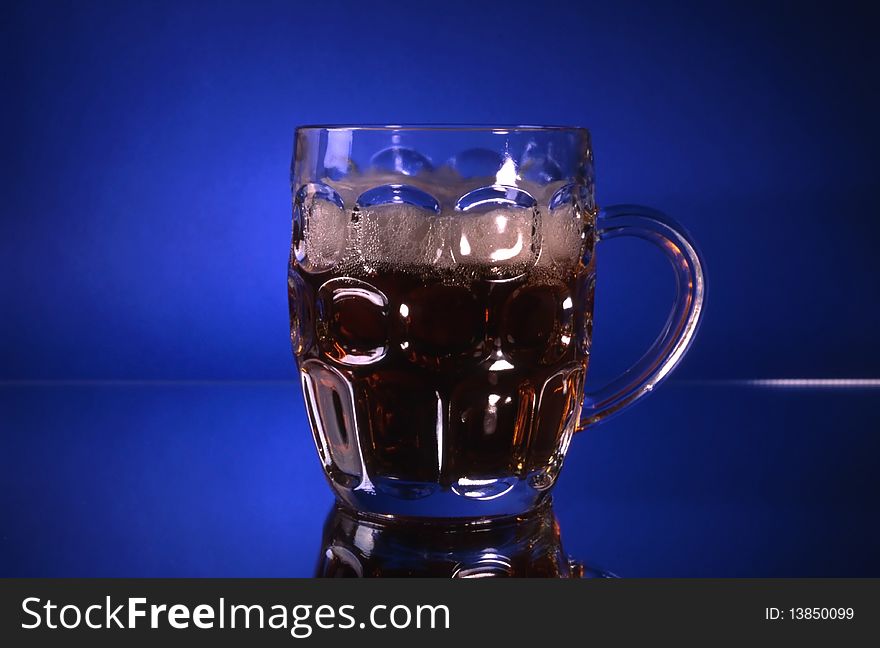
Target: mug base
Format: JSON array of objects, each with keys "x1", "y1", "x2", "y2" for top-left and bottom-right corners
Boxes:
[{"x1": 329, "y1": 474, "x2": 554, "y2": 522}]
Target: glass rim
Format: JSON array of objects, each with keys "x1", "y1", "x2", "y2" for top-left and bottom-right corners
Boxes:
[{"x1": 294, "y1": 123, "x2": 590, "y2": 134}]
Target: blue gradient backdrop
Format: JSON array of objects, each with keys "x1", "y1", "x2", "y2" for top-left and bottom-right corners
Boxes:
[
  {"x1": 4, "y1": 0, "x2": 879, "y2": 381},
  {"x1": 2, "y1": 0, "x2": 879, "y2": 576}
]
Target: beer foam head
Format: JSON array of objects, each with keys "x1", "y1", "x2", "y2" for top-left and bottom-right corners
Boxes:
[
  {"x1": 540, "y1": 202, "x2": 588, "y2": 267},
  {"x1": 355, "y1": 204, "x2": 585, "y2": 273},
  {"x1": 358, "y1": 203, "x2": 451, "y2": 268},
  {"x1": 299, "y1": 171, "x2": 590, "y2": 277},
  {"x1": 450, "y1": 207, "x2": 539, "y2": 271}
]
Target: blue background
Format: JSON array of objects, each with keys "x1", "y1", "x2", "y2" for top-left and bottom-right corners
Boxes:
[{"x1": 2, "y1": 0, "x2": 879, "y2": 576}]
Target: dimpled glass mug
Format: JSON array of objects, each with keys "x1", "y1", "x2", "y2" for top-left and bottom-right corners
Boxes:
[{"x1": 288, "y1": 125, "x2": 704, "y2": 520}]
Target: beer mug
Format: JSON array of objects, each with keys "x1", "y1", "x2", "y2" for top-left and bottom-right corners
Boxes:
[{"x1": 288, "y1": 125, "x2": 704, "y2": 520}]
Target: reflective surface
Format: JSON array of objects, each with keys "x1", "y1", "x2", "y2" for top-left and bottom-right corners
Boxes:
[
  {"x1": 316, "y1": 500, "x2": 611, "y2": 578},
  {"x1": 2, "y1": 382, "x2": 878, "y2": 576}
]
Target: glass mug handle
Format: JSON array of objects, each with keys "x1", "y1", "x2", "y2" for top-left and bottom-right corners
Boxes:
[{"x1": 578, "y1": 204, "x2": 706, "y2": 429}]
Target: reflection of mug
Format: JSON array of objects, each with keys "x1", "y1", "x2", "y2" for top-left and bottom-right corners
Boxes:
[
  {"x1": 289, "y1": 125, "x2": 705, "y2": 519},
  {"x1": 316, "y1": 502, "x2": 611, "y2": 578}
]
